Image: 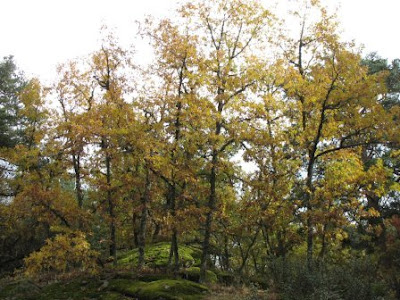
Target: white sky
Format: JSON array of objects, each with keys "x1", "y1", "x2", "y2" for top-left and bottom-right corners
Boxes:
[{"x1": 1, "y1": 0, "x2": 399, "y2": 83}]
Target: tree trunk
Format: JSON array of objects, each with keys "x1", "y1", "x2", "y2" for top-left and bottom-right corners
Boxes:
[
  {"x1": 132, "y1": 213, "x2": 139, "y2": 248},
  {"x1": 138, "y1": 166, "x2": 150, "y2": 267},
  {"x1": 167, "y1": 184, "x2": 180, "y2": 274},
  {"x1": 223, "y1": 235, "x2": 231, "y2": 271},
  {"x1": 152, "y1": 222, "x2": 161, "y2": 242},
  {"x1": 72, "y1": 153, "x2": 84, "y2": 208},
  {"x1": 169, "y1": 228, "x2": 179, "y2": 274},
  {"x1": 200, "y1": 96, "x2": 224, "y2": 282},
  {"x1": 200, "y1": 150, "x2": 218, "y2": 282},
  {"x1": 105, "y1": 153, "x2": 117, "y2": 266},
  {"x1": 238, "y1": 228, "x2": 260, "y2": 276},
  {"x1": 306, "y1": 155, "x2": 315, "y2": 270}
]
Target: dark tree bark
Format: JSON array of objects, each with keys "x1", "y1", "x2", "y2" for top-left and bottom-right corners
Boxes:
[
  {"x1": 138, "y1": 166, "x2": 150, "y2": 267},
  {"x1": 105, "y1": 151, "x2": 117, "y2": 266},
  {"x1": 72, "y1": 153, "x2": 84, "y2": 208}
]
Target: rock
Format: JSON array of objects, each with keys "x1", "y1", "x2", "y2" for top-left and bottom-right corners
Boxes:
[{"x1": 98, "y1": 280, "x2": 109, "y2": 291}]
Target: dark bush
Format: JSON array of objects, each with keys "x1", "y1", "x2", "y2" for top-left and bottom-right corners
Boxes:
[{"x1": 261, "y1": 257, "x2": 390, "y2": 300}]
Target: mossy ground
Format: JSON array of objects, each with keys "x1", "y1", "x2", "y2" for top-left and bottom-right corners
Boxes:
[
  {"x1": 0, "y1": 275, "x2": 208, "y2": 300},
  {"x1": 110, "y1": 278, "x2": 208, "y2": 300},
  {"x1": 0, "y1": 244, "x2": 226, "y2": 300},
  {"x1": 0, "y1": 279, "x2": 42, "y2": 300},
  {"x1": 118, "y1": 242, "x2": 202, "y2": 268},
  {"x1": 181, "y1": 267, "x2": 218, "y2": 284}
]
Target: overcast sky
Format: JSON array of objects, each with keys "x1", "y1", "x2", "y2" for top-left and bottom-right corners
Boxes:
[{"x1": 1, "y1": 0, "x2": 399, "y2": 83}]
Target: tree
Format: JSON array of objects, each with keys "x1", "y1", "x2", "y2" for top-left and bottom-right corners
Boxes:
[
  {"x1": 88, "y1": 32, "x2": 135, "y2": 265},
  {"x1": 179, "y1": 0, "x2": 274, "y2": 281},
  {"x1": 279, "y1": 2, "x2": 392, "y2": 267},
  {"x1": 139, "y1": 14, "x2": 204, "y2": 273},
  {"x1": 0, "y1": 56, "x2": 27, "y2": 148},
  {"x1": 139, "y1": 0, "x2": 275, "y2": 280},
  {"x1": 0, "y1": 78, "x2": 83, "y2": 272},
  {"x1": 53, "y1": 60, "x2": 96, "y2": 209},
  {"x1": 2, "y1": 2, "x2": 400, "y2": 298},
  {"x1": 357, "y1": 55, "x2": 400, "y2": 297}
]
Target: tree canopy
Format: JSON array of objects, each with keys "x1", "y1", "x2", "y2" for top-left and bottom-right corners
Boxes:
[{"x1": 1, "y1": 1, "x2": 399, "y2": 299}]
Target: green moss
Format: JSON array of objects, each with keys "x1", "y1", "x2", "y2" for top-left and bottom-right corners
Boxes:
[
  {"x1": 0, "y1": 279, "x2": 41, "y2": 300},
  {"x1": 0, "y1": 278, "x2": 104, "y2": 300},
  {"x1": 99, "y1": 291, "x2": 132, "y2": 300},
  {"x1": 182, "y1": 267, "x2": 218, "y2": 284},
  {"x1": 0, "y1": 267, "x2": 208, "y2": 300},
  {"x1": 118, "y1": 242, "x2": 201, "y2": 268},
  {"x1": 137, "y1": 273, "x2": 172, "y2": 282},
  {"x1": 108, "y1": 278, "x2": 146, "y2": 295},
  {"x1": 0, "y1": 277, "x2": 137, "y2": 300},
  {"x1": 187, "y1": 245, "x2": 202, "y2": 266},
  {"x1": 38, "y1": 279, "x2": 104, "y2": 299},
  {"x1": 109, "y1": 278, "x2": 208, "y2": 300}
]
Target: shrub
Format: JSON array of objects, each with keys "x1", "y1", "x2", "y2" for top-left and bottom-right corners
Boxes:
[
  {"x1": 263, "y1": 257, "x2": 389, "y2": 300},
  {"x1": 24, "y1": 230, "x2": 99, "y2": 276}
]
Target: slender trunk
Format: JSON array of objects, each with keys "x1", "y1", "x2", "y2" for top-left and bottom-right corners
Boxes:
[
  {"x1": 105, "y1": 153, "x2": 117, "y2": 266},
  {"x1": 223, "y1": 235, "x2": 230, "y2": 271},
  {"x1": 319, "y1": 223, "x2": 327, "y2": 260},
  {"x1": 251, "y1": 250, "x2": 259, "y2": 273},
  {"x1": 305, "y1": 75, "x2": 332, "y2": 269},
  {"x1": 200, "y1": 96, "x2": 224, "y2": 282},
  {"x1": 166, "y1": 60, "x2": 184, "y2": 274},
  {"x1": 138, "y1": 166, "x2": 150, "y2": 267},
  {"x1": 200, "y1": 150, "x2": 218, "y2": 282},
  {"x1": 277, "y1": 230, "x2": 286, "y2": 258},
  {"x1": 306, "y1": 219, "x2": 313, "y2": 269},
  {"x1": 72, "y1": 153, "x2": 84, "y2": 208},
  {"x1": 305, "y1": 149, "x2": 315, "y2": 269},
  {"x1": 59, "y1": 100, "x2": 84, "y2": 209},
  {"x1": 132, "y1": 163, "x2": 140, "y2": 248},
  {"x1": 261, "y1": 223, "x2": 272, "y2": 257},
  {"x1": 170, "y1": 228, "x2": 179, "y2": 274},
  {"x1": 152, "y1": 222, "x2": 161, "y2": 242},
  {"x1": 238, "y1": 228, "x2": 260, "y2": 276},
  {"x1": 297, "y1": 18, "x2": 314, "y2": 271},
  {"x1": 132, "y1": 213, "x2": 139, "y2": 248},
  {"x1": 306, "y1": 179, "x2": 314, "y2": 270},
  {"x1": 167, "y1": 184, "x2": 180, "y2": 273}
]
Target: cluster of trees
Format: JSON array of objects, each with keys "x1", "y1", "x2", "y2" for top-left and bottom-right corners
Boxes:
[{"x1": 1, "y1": 0, "x2": 399, "y2": 296}]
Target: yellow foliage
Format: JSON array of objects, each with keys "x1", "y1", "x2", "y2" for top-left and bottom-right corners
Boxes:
[{"x1": 24, "y1": 230, "x2": 99, "y2": 276}]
